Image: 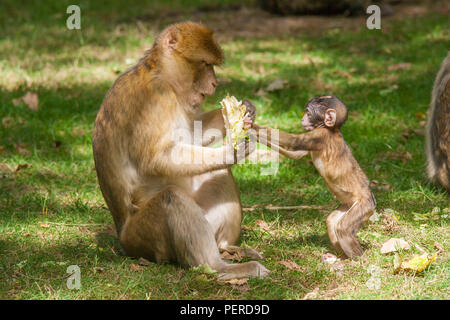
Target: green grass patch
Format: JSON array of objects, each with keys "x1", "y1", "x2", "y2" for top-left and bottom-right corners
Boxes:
[{"x1": 0, "y1": 1, "x2": 448, "y2": 299}]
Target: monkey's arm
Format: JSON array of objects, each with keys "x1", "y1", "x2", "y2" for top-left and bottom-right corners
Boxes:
[
  {"x1": 196, "y1": 109, "x2": 226, "y2": 146},
  {"x1": 150, "y1": 143, "x2": 239, "y2": 177},
  {"x1": 257, "y1": 134, "x2": 309, "y2": 160},
  {"x1": 254, "y1": 124, "x2": 322, "y2": 152}
]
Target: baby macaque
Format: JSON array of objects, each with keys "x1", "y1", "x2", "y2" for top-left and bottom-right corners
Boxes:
[{"x1": 254, "y1": 95, "x2": 376, "y2": 258}]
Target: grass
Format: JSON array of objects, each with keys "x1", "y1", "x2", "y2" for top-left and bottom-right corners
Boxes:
[{"x1": 0, "y1": 0, "x2": 449, "y2": 299}]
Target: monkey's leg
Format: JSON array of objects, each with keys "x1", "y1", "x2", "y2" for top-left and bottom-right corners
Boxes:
[
  {"x1": 121, "y1": 186, "x2": 269, "y2": 279},
  {"x1": 193, "y1": 170, "x2": 265, "y2": 261},
  {"x1": 335, "y1": 199, "x2": 375, "y2": 259},
  {"x1": 325, "y1": 205, "x2": 349, "y2": 255}
]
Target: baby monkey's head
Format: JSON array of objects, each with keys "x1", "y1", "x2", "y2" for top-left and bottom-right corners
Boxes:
[{"x1": 302, "y1": 95, "x2": 348, "y2": 131}]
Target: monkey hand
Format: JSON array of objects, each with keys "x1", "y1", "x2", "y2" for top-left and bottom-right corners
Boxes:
[
  {"x1": 232, "y1": 131, "x2": 257, "y2": 164},
  {"x1": 242, "y1": 99, "x2": 257, "y2": 129}
]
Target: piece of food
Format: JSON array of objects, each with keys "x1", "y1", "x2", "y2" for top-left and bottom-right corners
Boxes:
[
  {"x1": 220, "y1": 95, "x2": 248, "y2": 150},
  {"x1": 394, "y1": 253, "x2": 437, "y2": 274}
]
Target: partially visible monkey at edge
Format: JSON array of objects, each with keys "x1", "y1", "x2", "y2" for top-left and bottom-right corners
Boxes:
[
  {"x1": 93, "y1": 22, "x2": 269, "y2": 280},
  {"x1": 426, "y1": 52, "x2": 450, "y2": 191},
  {"x1": 252, "y1": 95, "x2": 376, "y2": 258}
]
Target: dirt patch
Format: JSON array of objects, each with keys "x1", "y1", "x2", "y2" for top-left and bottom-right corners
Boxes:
[{"x1": 139, "y1": 2, "x2": 447, "y2": 41}]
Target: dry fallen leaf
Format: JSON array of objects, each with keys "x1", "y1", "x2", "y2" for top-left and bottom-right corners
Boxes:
[
  {"x1": 38, "y1": 221, "x2": 50, "y2": 228},
  {"x1": 15, "y1": 163, "x2": 30, "y2": 172},
  {"x1": 229, "y1": 279, "x2": 250, "y2": 291},
  {"x1": 303, "y1": 287, "x2": 319, "y2": 300},
  {"x1": 255, "y1": 219, "x2": 270, "y2": 231},
  {"x1": 277, "y1": 260, "x2": 304, "y2": 272},
  {"x1": 12, "y1": 98, "x2": 21, "y2": 106},
  {"x1": 266, "y1": 79, "x2": 285, "y2": 91},
  {"x1": 72, "y1": 127, "x2": 87, "y2": 136},
  {"x1": 14, "y1": 142, "x2": 31, "y2": 156},
  {"x1": 380, "y1": 238, "x2": 410, "y2": 254},
  {"x1": 254, "y1": 88, "x2": 268, "y2": 97},
  {"x1": 94, "y1": 267, "x2": 105, "y2": 273},
  {"x1": 138, "y1": 257, "x2": 152, "y2": 266},
  {"x1": 401, "y1": 127, "x2": 425, "y2": 139},
  {"x1": 387, "y1": 63, "x2": 411, "y2": 72},
  {"x1": 2, "y1": 117, "x2": 13, "y2": 128},
  {"x1": 434, "y1": 242, "x2": 445, "y2": 254},
  {"x1": 321, "y1": 253, "x2": 338, "y2": 264},
  {"x1": 382, "y1": 215, "x2": 400, "y2": 233},
  {"x1": 370, "y1": 180, "x2": 391, "y2": 191},
  {"x1": 0, "y1": 163, "x2": 14, "y2": 173},
  {"x1": 102, "y1": 225, "x2": 117, "y2": 237},
  {"x1": 321, "y1": 253, "x2": 345, "y2": 274},
  {"x1": 221, "y1": 277, "x2": 251, "y2": 290},
  {"x1": 129, "y1": 263, "x2": 143, "y2": 272},
  {"x1": 379, "y1": 151, "x2": 412, "y2": 164},
  {"x1": 223, "y1": 278, "x2": 248, "y2": 286},
  {"x1": 22, "y1": 92, "x2": 39, "y2": 111},
  {"x1": 220, "y1": 251, "x2": 242, "y2": 261},
  {"x1": 330, "y1": 260, "x2": 345, "y2": 273},
  {"x1": 333, "y1": 70, "x2": 352, "y2": 79},
  {"x1": 415, "y1": 112, "x2": 426, "y2": 119}
]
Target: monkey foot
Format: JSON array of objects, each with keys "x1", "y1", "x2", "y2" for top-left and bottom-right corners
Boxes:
[
  {"x1": 218, "y1": 261, "x2": 270, "y2": 281},
  {"x1": 220, "y1": 245, "x2": 264, "y2": 261}
]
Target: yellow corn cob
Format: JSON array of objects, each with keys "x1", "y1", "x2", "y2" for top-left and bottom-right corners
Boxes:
[{"x1": 220, "y1": 95, "x2": 249, "y2": 150}]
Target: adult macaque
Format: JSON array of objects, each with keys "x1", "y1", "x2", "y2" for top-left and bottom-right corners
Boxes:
[
  {"x1": 426, "y1": 53, "x2": 450, "y2": 191},
  {"x1": 92, "y1": 22, "x2": 268, "y2": 280},
  {"x1": 253, "y1": 96, "x2": 376, "y2": 258}
]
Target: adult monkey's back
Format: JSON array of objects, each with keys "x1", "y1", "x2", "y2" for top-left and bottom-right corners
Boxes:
[
  {"x1": 426, "y1": 52, "x2": 450, "y2": 191},
  {"x1": 92, "y1": 22, "x2": 269, "y2": 280}
]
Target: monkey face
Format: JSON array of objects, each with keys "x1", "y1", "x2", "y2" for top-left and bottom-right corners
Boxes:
[
  {"x1": 177, "y1": 60, "x2": 218, "y2": 107},
  {"x1": 161, "y1": 22, "x2": 222, "y2": 108},
  {"x1": 192, "y1": 61, "x2": 218, "y2": 100},
  {"x1": 301, "y1": 106, "x2": 322, "y2": 131},
  {"x1": 301, "y1": 110, "x2": 315, "y2": 131}
]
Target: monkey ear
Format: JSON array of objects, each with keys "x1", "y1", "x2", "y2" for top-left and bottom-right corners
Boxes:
[
  {"x1": 324, "y1": 109, "x2": 337, "y2": 127},
  {"x1": 164, "y1": 29, "x2": 178, "y2": 51}
]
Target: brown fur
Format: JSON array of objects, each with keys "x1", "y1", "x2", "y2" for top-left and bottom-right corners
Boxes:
[
  {"x1": 254, "y1": 96, "x2": 376, "y2": 258},
  {"x1": 92, "y1": 22, "x2": 268, "y2": 280},
  {"x1": 426, "y1": 52, "x2": 450, "y2": 191}
]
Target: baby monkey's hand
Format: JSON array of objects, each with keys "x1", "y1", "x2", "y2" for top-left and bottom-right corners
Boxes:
[{"x1": 242, "y1": 99, "x2": 257, "y2": 129}]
